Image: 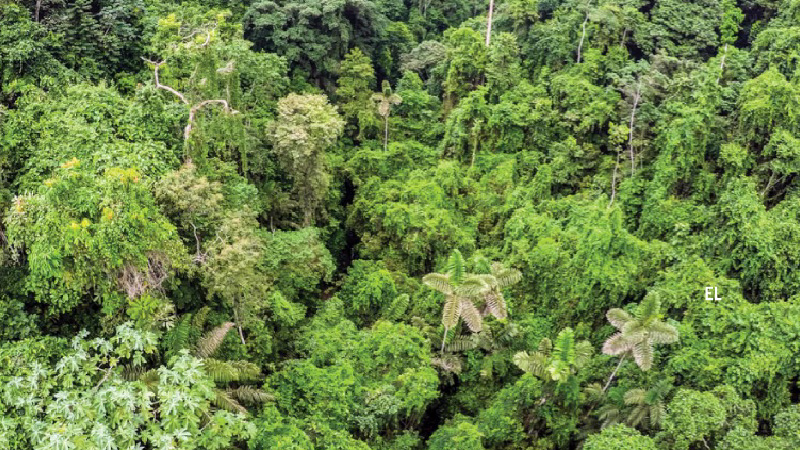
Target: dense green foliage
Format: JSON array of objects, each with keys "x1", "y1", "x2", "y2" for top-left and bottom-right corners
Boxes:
[{"x1": 1, "y1": 0, "x2": 799, "y2": 448}]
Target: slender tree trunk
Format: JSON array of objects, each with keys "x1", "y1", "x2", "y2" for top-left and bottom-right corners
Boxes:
[
  {"x1": 577, "y1": 12, "x2": 589, "y2": 63},
  {"x1": 384, "y1": 116, "x2": 389, "y2": 151},
  {"x1": 486, "y1": 0, "x2": 495, "y2": 46},
  {"x1": 609, "y1": 148, "x2": 621, "y2": 207},
  {"x1": 602, "y1": 354, "x2": 626, "y2": 392},
  {"x1": 628, "y1": 82, "x2": 641, "y2": 174},
  {"x1": 34, "y1": 0, "x2": 42, "y2": 22},
  {"x1": 620, "y1": 28, "x2": 628, "y2": 48},
  {"x1": 441, "y1": 327, "x2": 449, "y2": 354},
  {"x1": 716, "y1": 43, "x2": 728, "y2": 84},
  {"x1": 233, "y1": 307, "x2": 246, "y2": 346}
]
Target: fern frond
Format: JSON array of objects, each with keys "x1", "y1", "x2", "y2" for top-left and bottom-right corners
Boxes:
[
  {"x1": 193, "y1": 306, "x2": 211, "y2": 329},
  {"x1": 458, "y1": 298, "x2": 483, "y2": 332},
  {"x1": 227, "y1": 360, "x2": 261, "y2": 382},
  {"x1": 162, "y1": 314, "x2": 193, "y2": 357},
  {"x1": 140, "y1": 369, "x2": 160, "y2": 389},
  {"x1": 202, "y1": 358, "x2": 240, "y2": 383},
  {"x1": 196, "y1": 322, "x2": 234, "y2": 358},
  {"x1": 538, "y1": 337, "x2": 553, "y2": 355},
  {"x1": 553, "y1": 328, "x2": 576, "y2": 364},
  {"x1": 423, "y1": 273, "x2": 454, "y2": 295},
  {"x1": 229, "y1": 386, "x2": 273, "y2": 405},
  {"x1": 213, "y1": 388, "x2": 247, "y2": 414}
]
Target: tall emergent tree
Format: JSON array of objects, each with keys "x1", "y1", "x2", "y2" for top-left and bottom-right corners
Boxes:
[{"x1": 271, "y1": 93, "x2": 344, "y2": 226}]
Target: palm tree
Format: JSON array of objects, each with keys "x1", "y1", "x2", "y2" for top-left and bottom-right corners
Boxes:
[
  {"x1": 458, "y1": 258, "x2": 522, "y2": 320},
  {"x1": 623, "y1": 379, "x2": 672, "y2": 430},
  {"x1": 513, "y1": 327, "x2": 593, "y2": 383},
  {"x1": 601, "y1": 293, "x2": 679, "y2": 392},
  {"x1": 372, "y1": 80, "x2": 402, "y2": 151},
  {"x1": 423, "y1": 250, "x2": 483, "y2": 353}
]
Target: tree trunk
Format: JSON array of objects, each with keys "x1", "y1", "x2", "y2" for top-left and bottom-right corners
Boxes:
[
  {"x1": 609, "y1": 148, "x2": 621, "y2": 207},
  {"x1": 716, "y1": 43, "x2": 728, "y2": 84},
  {"x1": 384, "y1": 116, "x2": 389, "y2": 151},
  {"x1": 233, "y1": 307, "x2": 246, "y2": 346},
  {"x1": 486, "y1": 0, "x2": 495, "y2": 46},
  {"x1": 602, "y1": 354, "x2": 626, "y2": 392},
  {"x1": 577, "y1": 12, "x2": 589, "y2": 63},
  {"x1": 440, "y1": 327, "x2": 448, "y2": 354},
  {"x1": 628, "y1": 82, "x2": 641, "y2": 174},
  {"x1": 34, "y1": 0, "x2": 42, "y2": 22}
]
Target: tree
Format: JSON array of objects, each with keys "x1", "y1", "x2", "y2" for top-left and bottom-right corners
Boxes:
[
  {"x1": 623, "y1": 379, "x2": 673, "y2": 430},
  {"x1": 0, "y1": 324, "x2": 256, "y2": 447},
  {"x1": 584, "y1": 424, "x2": 658, "y2": 450},
  {"x1": 243, "y1": 0, "x2": 386, "y2": 88},
  {"x1": 423, "y1": 249, "x2": 484, "y2": 352},
  {"x1": 372, "y1": 80, "x2": 403, "y2": 151},
  {"x1": 337, "y1": 48, "x2": 377, "y2": 141},
  {"x1": 271, "y1": 93, "x2": 344, "y2": 226},
  {"x1": 513, "y1": 327, "x2": 593, "y2": 384},
  {"x1": 601, "y1": 293, "x2": 679, "y2": 391}
]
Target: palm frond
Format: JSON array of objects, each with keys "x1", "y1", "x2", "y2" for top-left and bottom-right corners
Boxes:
[
  {"x1": 484, "y1": 292, "x2": 508, "y2": 320},
  {"x1": 458, "y1": 298, "x2": 483, "y2": 332},
  {"x1": 494, "y1": 267, "x2": 522, "y2": 288},
  {"x1": 195, "y1": 322, "x2": 234, "y2": 358},
  {"x1": 423, "y1": 273, "x2": 454, "y2": 295},
  {"x1": 647, "y1": 321, "x2": 679, "y2": 344},
  {"x1": 455, "y1": 277, "x2": 490, "y2": 297},
  {"x1": 446, "y1": 335, "x2": 477, "y2": 352},
  {"x1": 624, "y1": 388, "x2": 646, "y2": 406},
  {"x1": 213, "y1": 388, "x2": 247, "y2": 414},
  {"x1": 606, "y1": 308, "x2": 633, "y2": 330},
  {"x1": 446, "y1": 249, "x2": 465, "y2": 282},
  {"x1": 602, "y1": 332, "x2": 633, "y2": 356},
  {"x1": 632, "y1": 341, "x2": 654, "y2": 371},
  {"x1": 574, "y1": 340, "x2": 594, "y2": 368},
  {"x1": 637, "y1": 293, "x2": 661, "y2": 320},
  {"x1": 441, "y1": 296, "x2": 460, "y2": 329},
  {"x1": 229, "y1": 386, "x2": 273, "y2": 405}
]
